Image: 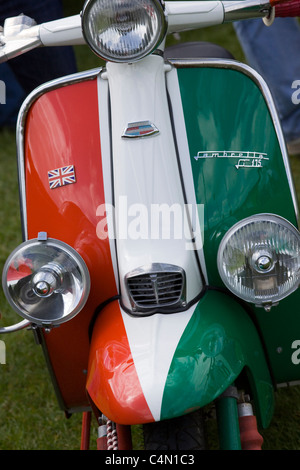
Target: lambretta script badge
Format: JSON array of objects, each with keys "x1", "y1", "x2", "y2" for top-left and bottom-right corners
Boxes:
[{"x1": 194, "y1": 151, "x2": 269, "y2": 169}]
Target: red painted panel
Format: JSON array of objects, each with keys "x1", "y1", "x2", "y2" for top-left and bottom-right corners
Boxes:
[{"x1": 86, "y1": 301, "x2": 154, "y2": 425}]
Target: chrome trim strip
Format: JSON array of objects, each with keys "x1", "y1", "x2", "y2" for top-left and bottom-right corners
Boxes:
[
  {"x1": 166, "y1": 58, "x2": 300, "y2": 226},
  {"x1": 222, "y1": 0, "x2": 271, "y2": 22},
  {"x1": 16, "y1": 68, "x2": 102, "y2": 240},
  {"x1": 96, "y1": 71, "x2": 120, "y2": 293}
]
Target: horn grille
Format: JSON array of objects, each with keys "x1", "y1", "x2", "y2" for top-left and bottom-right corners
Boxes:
[{"x1": 125, "y1": 264, "x2": 186, "y2": 312}]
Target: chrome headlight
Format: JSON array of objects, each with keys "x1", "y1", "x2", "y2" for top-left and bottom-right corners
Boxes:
[
  {"x1": 217, "y1": 214, "x2": 300, "y2": 309},
  {"x1": 81, "y1": 0, "x2": 167, "y2": 63},
  {"x1": 2, "y1": 236, "x2": 90, "y2": 328}
]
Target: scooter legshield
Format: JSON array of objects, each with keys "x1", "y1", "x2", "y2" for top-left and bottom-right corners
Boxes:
[
  {"x1": 86, "y1": 290, "x2": 274, "y2": 428},
  {"x1": 19, "y1": 71, "x2": 118, "y2": 412},
  {"x1": 168, "y1": 59, "x2": 300, "y2": 388}
]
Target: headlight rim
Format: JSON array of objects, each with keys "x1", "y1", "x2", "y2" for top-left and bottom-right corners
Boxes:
[{"x1": 217, "y1": 213, "x2": 300, "y2": 308}]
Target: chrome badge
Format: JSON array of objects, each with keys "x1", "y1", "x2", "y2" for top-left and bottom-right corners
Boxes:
[{"x1": 122, "y1": 121, "x2": 159, "y2": 139}]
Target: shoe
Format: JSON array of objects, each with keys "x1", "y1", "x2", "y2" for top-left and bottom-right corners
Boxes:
[{"x1": 287, "y1": 138, "x2": 300, "y2": 156}]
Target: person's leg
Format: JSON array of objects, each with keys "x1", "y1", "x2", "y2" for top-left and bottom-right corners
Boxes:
[
  {"x1": 234, "y1": 18, "x2": 300, "y2": 153},
  {"x1": 0, "y1": 0, "x2": 77, "y2": 94}
]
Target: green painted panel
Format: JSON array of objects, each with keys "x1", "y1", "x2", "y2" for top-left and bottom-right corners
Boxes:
[
  {"x1": 176, "y1": 64, "x2": 300, "y2": 384},
  {"x1": 161, "y1": 290, "x2": 274, "y2": 428}
]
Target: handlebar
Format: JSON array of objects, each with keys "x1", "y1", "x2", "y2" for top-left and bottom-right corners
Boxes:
[{"x1": 0, "y1": 0, "x2": 299, "y2": 65}]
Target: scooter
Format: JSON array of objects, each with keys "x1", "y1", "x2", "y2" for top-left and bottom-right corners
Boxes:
[{"x1": 0, "y1": 0, "x2": 300, "y2": 451}]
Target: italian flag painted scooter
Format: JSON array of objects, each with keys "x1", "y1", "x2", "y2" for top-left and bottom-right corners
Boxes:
[
  {"x1": 18, "y1": 50, "x2": 300, "y2": 448},
  {"x1": 1, "y1": 0, "x2": 300, "y2": 450}
]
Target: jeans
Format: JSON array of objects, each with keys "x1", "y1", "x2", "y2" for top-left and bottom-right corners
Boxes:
[
  {"x1": 234, "y1": 18, "x2": 300, "y2": 144},
  {"x1": 0, "y1": 0, "x2": 77, "y2": 93}
]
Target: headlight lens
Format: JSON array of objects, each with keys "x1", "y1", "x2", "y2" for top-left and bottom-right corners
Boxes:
[
  {"x1": 2, "y1": 237, "x2": 90, "y2": 328},
  {"x1": 81, "y1": 0, "x2": 167, "y2": 62},
  {"x1": 217, "y1": 214, "x2": 300, "y2": 309}
]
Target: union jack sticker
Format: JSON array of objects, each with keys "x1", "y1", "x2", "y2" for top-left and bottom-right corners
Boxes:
[{"x1": 48, "y1": 165, "x2": 76, "y2": 189}]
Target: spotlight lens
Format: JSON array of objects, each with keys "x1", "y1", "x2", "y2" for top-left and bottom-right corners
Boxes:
[{"x1": 2, "y1": 238, "x2": 90, "y2": 327}]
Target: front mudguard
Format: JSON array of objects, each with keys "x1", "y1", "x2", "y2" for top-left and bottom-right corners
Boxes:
[{"x1": 86, "y1": 290, "x2": 274, "y2": 428}]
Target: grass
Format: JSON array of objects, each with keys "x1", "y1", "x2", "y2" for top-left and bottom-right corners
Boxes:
[
  {"x1": 0, "y1": 130, "x2": 85, "y2": 450},
  {"x1": 0, "y1": 0, "x2": 299, "y2": 450}
]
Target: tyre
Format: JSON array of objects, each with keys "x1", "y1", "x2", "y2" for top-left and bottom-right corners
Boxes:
[{"x1": 143, "y1": 410, "x2": 207, "y2": 450}]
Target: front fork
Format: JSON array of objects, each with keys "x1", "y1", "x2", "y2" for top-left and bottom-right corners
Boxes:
[
  {"x1": 97, "y1": 418, "x2": 132, "y2": 450},
  {"x1": 80, "y1": 385, "x2": 264, "y2": 450}
]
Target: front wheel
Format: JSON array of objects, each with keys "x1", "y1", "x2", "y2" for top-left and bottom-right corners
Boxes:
[{"x1": 143, "y1": 410, "x2": 207, "y2": 450}]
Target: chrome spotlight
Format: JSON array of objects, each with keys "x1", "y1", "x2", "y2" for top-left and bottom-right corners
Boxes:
[{"x1": 2, "y1": 235, "x2": 90, "y2": 327}]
